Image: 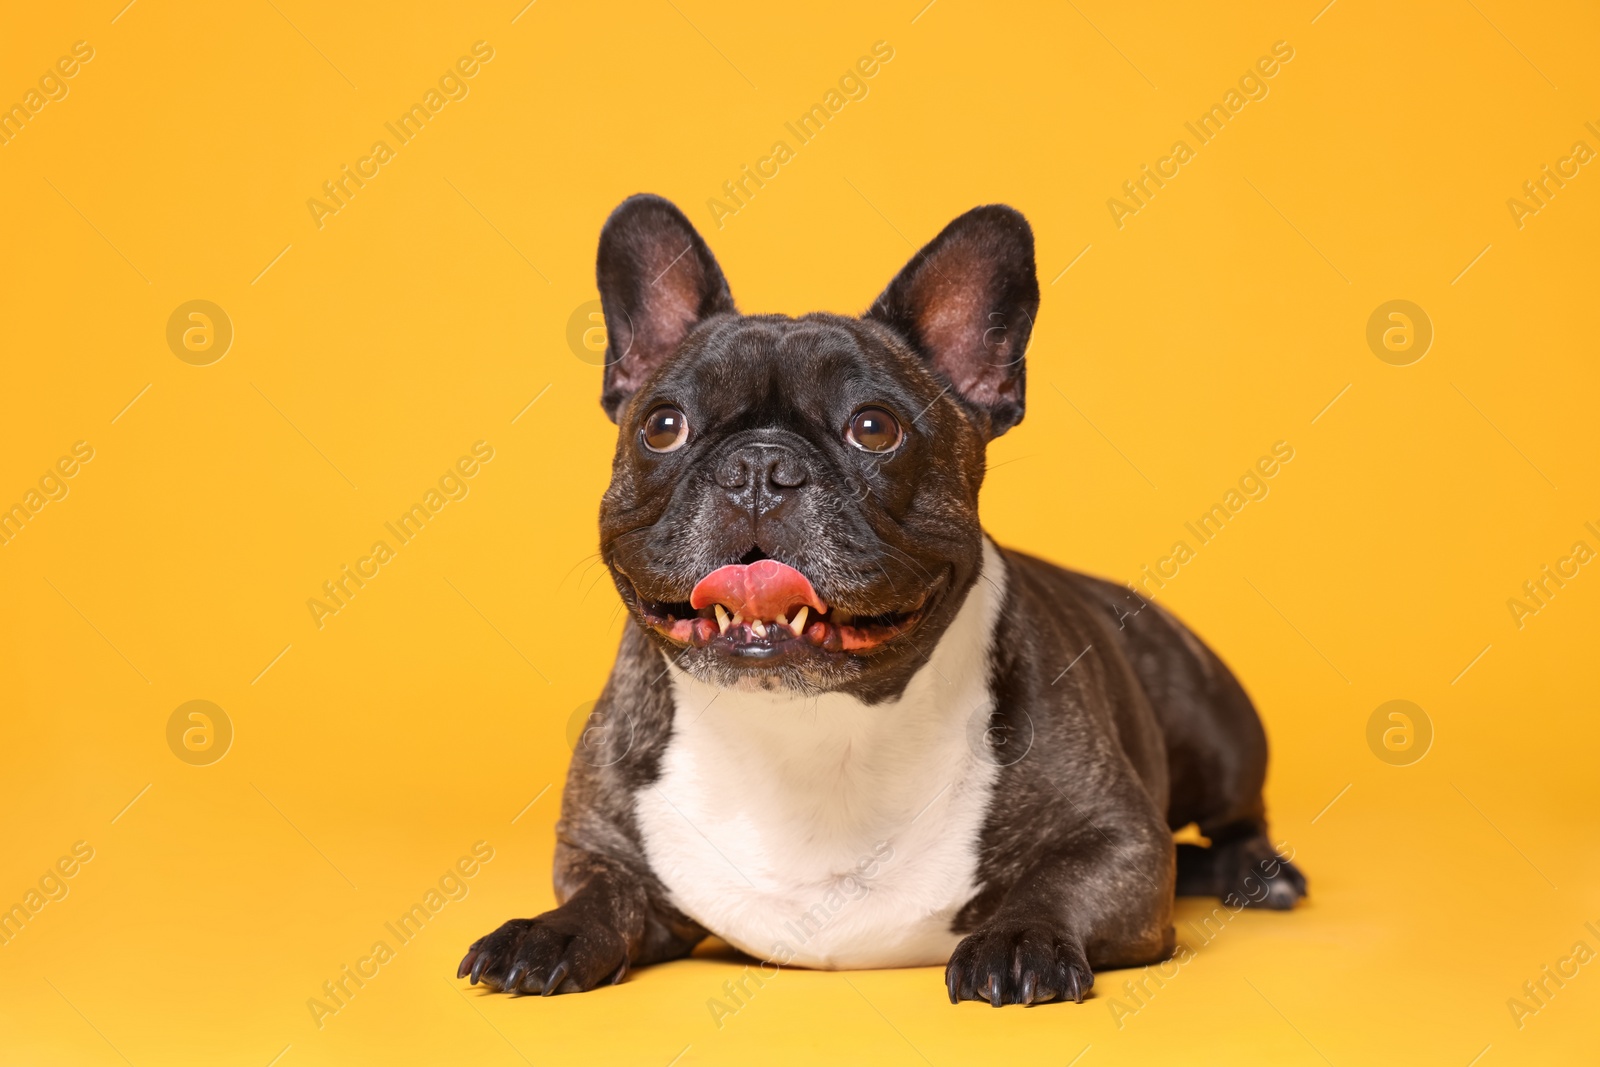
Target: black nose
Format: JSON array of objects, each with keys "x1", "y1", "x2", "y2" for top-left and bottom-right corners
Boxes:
[{"x1": 716, "y1": 444, "x2": 807, "y2": 513}]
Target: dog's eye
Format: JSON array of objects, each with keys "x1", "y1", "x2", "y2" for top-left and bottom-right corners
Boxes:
[
  {"x1": 641, "y1": 405, "x2": 689, "y2": 453},
  {"x1": 847, "y1": 407, "x2": 902, "y2": 453}
]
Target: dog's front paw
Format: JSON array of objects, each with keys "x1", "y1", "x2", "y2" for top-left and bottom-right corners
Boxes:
[
  {"x1": 945, "y1": 921, "x2": 1093, "y2": 1006},
  {"x1": 457, "y1": 910, "x2": 629, "y2": 995}
]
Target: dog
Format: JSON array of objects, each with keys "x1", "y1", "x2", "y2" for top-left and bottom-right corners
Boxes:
[{"x1": 458, "y1": 194, "x2": 1306, "y2": 1006}]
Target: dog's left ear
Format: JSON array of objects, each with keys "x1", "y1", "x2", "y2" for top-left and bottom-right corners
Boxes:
[
  {"x1": 865, "y1": 205, "x2": 1039, "y2": 439},
  {"x1": 596, "y1": 194, "x2": 736, "y2": 422}
]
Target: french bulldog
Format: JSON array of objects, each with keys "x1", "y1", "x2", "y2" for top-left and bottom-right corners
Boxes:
[{"x1": 458, "y1": 194, "x2": 1305, "y2": 1006}]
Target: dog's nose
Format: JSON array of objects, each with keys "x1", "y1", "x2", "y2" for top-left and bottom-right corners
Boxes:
[{"x1": 716, "y1": 444, "x2": 807, "y2": 513}]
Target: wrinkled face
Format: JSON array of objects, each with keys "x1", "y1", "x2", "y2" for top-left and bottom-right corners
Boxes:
[
  {"x1": 591, "y1": 195, "x2": 1039, "y2": 698},
  {"x1": 602, "y1": 314, "x2": 985, "y2": 695}
]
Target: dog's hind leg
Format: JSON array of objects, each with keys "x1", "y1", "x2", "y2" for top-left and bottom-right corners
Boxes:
[
  {"x1": 1175, "y1": 809, "x2": 1306, "y2": 909},
  {"x1": 1063, "y1": 574, "x2": 1308, "y2": 911}
]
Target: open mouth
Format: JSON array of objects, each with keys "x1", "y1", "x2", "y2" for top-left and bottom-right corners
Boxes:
[{"x1": 631, "y1": 559, "x2": 929, "y2": 657}]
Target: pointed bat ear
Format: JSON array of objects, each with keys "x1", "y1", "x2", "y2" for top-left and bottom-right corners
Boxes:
[
  {"x1": 865, "y1": 205, "x2": 1039, "y2": 439},
  {"x1": 595, "y1": 194, "x2": 736, "y2": 422}
]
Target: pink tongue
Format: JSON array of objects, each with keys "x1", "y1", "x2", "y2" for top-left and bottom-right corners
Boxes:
[{"x1": 690, "y1": 560, "x2": 828, "y2": 619}]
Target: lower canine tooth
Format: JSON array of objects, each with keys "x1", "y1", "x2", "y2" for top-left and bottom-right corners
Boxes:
[
  {"x1": 790, "y1": 606, "x2": 809, "y2": 634},
  {"x1": 714, "y1": 604, "x2": 730, "y2": 634},
  {"x1": 751, "y1": 619, "x2": 767, "y2": 638}
]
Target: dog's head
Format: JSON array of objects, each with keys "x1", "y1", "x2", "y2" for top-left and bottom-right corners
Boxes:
[{"x1": 596, "y1": 194, "x2": 1038, "y2": 698}]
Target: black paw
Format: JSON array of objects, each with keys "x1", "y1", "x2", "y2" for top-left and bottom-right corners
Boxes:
[
  {"x1": 1178, "y1": 836, "x2": 1308, "y2": 909},
  {"x1": 457, "y1": 910, "x2": 629, "y2": 995},
  {"x1": 1240, "y1": 852, "x2": 1307, "y2": 909},
  {"x1": 945, "y1": 922, "x2": 1093, "y2": 1006},
  {"x1": 1222, "y1": 836, "x2": 1306, "y2": 910}
]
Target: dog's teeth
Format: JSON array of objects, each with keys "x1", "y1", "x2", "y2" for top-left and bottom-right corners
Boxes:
[
  {"x1": 715, "y1": 604, "x2": 730, "y2": 635},
  {"x1": 732, "y1": 611, "x2": 743, "y2": 627},
  {"x1": 751, "y1": 619, "x2": 767, "y2": 638},
  {"x1": 790, "y1": 606, "x2": 808, "y2": 634},
  {"x1": 776, "y1": 610, "x2": 790, "y2": 630}
]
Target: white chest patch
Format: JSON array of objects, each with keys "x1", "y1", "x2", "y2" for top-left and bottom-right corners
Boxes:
[{"x1": 636, "y1": 539, "x2": 1007, "y2": 969}]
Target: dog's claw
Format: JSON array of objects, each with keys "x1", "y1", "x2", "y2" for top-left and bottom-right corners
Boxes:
[
  {"x1": 457, "y1": 912, "x2": 630, "y2": 997},
  {"x1": 946, "y1": 921, "x2": 1094, "y2": 1007}
]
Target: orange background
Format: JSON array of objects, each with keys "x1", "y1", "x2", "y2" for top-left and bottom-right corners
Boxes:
[{"x1": 1, "y1": 1, "x2": 1597, "y2": 1064}]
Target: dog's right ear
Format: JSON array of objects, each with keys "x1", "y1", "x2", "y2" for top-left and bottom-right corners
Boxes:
[{"x1": 596, "y1": 194, "x2": 736, "y2": 422}]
